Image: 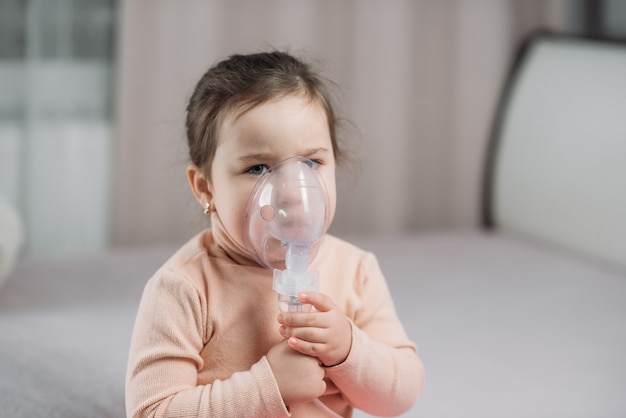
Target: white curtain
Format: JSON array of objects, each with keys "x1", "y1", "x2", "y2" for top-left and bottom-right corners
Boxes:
[{"x1": 113, "y1": 0, "x2": 570, "y2": 247}]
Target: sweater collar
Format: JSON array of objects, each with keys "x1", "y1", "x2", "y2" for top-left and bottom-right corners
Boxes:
[{"x1": 209, "y1": 212, "x2": 261, "y2": 268}]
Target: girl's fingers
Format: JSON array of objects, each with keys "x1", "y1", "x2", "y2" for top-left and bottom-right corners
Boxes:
[
  {"x1": 287, "y1": 336, "x2": 324, "y2": 358},
  {"x1": 284, "y1": 325, "x2": 326, "y2": 343},
  {"x1": 278, "y1": 310, "x2": 332, "y2": 330},
  {"x1": 298, "y1": 291, "x2": 334, "y2": 312},
  {"x1": 288, "y1": 336, "x2": 343, "y2": 366}
]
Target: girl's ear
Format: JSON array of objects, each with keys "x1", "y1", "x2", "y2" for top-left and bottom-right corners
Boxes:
[{"x1": 187, "y1": 164, "x2": 212, "y2": 207}]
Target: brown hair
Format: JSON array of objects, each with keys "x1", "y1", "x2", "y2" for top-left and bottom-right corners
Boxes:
[{"x1": 185, "y1": 51, "x2": 347, "y2": 175}]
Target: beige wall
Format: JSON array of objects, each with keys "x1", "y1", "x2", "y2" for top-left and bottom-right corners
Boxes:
[{"x1": 113, "y1": 0, "x2": 568, "y2": 247}]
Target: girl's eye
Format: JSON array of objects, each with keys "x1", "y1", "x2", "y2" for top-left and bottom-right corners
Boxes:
[
  {"x1": 246, "y1": 164, "x2": 269, "y2": 176},
  {"x1": 304, "y1": 159, "x2": 322, "y2": 170}
]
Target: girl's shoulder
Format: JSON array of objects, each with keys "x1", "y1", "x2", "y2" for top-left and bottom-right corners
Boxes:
[
  {"x1": 165, "y1": 229, "x2": 210, "y2": 264},
  {"x1": 315, "y1": 234, "x2": 379, "y2": 273},
  {"x1": 149, "y1": 229, "x2": 213, "y2": 288},
  {"x1": 320, "y1": 234, "x2": 373, "y2": 258}
]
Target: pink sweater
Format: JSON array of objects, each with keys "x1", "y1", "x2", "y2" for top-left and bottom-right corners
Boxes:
[{"x1": 126, "y1": 226, "x2": 424, "y2": 417}]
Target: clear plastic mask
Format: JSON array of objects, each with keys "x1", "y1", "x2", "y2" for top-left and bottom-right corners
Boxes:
[{"x1": 242, "y1": 156, "x2": 330, "y2": 271}]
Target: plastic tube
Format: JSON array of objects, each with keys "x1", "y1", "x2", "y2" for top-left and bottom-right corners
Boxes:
[
  {"x1": 314, "y1": 398, "x2": 344, "y2": 418},
  {"x1": 273, "y1": 242, "x2": 319, "y2": 312}
]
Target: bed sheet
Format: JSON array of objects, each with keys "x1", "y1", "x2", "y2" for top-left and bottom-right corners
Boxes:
[{"x1": 1, "y1": 232, "x2": 625, "y2": 418}]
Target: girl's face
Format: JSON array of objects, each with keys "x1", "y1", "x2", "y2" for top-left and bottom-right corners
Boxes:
[{"x1": 208, "y1": 94, "x2": 337, "y2": 250}]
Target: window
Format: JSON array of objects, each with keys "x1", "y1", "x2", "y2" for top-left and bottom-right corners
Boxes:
[{"x1": 0, "y1": 0, "x2": 116, "y2": 256}]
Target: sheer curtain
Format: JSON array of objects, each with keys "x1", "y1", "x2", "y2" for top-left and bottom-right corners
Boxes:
[
  {"x1": 0, "y1": 0, "x2": 116, "y2": 257},
  {"x1": 113, "y1": 0, "x2": 570, "y2": 247}
]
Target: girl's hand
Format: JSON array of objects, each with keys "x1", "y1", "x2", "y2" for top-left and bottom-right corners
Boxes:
[
  {"x1": 266, "y1": 339, "x2": 326, "y2": 407},
  {"x1": 277, "y1": 291, "x2": 352, "y2": 367}
]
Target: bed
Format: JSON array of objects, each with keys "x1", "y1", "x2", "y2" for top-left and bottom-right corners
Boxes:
[{"x1": 1, "y1": 33, "x2": 625, "y2": 417}]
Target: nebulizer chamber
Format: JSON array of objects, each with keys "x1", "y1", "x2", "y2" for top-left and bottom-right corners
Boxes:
[{"x1": 243, "y1": 156, "x2": 329, "y2": 312}]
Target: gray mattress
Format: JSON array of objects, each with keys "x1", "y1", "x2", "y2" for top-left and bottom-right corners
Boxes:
[{"x1": 1, "y1": 232, "x2": 625, "y2": 417}]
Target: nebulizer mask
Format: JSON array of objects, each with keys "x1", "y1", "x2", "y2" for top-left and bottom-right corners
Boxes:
[{"x1": 243, "y1": 156, "x2": 330, "y2": 312}]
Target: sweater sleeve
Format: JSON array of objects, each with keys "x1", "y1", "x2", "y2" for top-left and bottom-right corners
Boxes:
[
  {"x1": 125, "y1": 271, "x2": 289, "y2": 418},
  {"x1": 324, "y1": 252, "x2": 425, "y2": 416}
]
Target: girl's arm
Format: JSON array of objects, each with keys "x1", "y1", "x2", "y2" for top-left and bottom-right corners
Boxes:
[
  {"x1": 324, "y1": 324, "x2": 423, "y2": 416},
  {"x1": 325, "y1": 252, "x2": 425, "y2": 416},
  {"x1": 278, "y1": 252, "x2": 425, "y2": 416},
  {"x1": 125, "y1": 272, "x2": 291, "y2": 418}
]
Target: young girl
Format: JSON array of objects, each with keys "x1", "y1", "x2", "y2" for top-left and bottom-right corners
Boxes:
[{"x1": 125, "y1": 51, "x2": 424, "y2": 418}]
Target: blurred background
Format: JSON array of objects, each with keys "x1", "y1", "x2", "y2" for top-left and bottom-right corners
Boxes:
[{"x1": 1, "y1": 0, "x2": 625, "y2": 258}]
